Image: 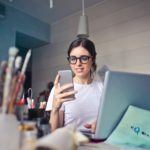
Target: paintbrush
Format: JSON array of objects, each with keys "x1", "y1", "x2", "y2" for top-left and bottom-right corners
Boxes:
[
  {"x1": 0, "y1": 61, "x2": 7, "y2": 107},
  {"x1": 0, "y1": 61, "x2": 7, "y2": 79},
  {"x1": 8, "y1": 50, "x2": 31, "y2": 113},
  {"x1": 2, "y1": 47, "x2": 18, "y2": 114},
  {"x1": 9, "y1": 56, "x2": 22, "y2": 103}
]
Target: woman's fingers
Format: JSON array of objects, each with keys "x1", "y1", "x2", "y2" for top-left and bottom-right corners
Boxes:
[
  {"x1": 56, "y1": 83, "x2": 76, "y2": 99},
  {"x1": 84, "y1": 124, "x2": 92, "y2": 129},
  {"x1": 91, "y1": 123, "x2": 96, "y2": 133},
  {"x1": 57, "y1": 83, "x2": 74, "y2": 93},
  {"x1": 56, "y1": 90, "x2": 77, "y2": 100},
  {"x1": 84, "y1": 122, "x2": 96, "y2": 133},
  {"x1": 54, "y1": 74, "x2": 60, "y2": 88},
  {"x1": 53, "y1": 76, "x2": 77, "y2": 109}
]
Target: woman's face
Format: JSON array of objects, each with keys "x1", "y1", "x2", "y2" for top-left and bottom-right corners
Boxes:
[{"x1": 69, "y1": 46, "x2": 93, "y2": 79}]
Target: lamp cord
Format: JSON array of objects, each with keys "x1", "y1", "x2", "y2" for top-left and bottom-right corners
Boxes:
[
  {"x1": 50, "y1": 0, "x2": 53, "y2": 8},
  {"x1": 82, "y1": 0, "x2": 85, "y2": 15}
]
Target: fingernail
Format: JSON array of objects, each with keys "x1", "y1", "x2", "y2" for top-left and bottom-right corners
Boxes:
[{"x1": 75, "y1": 90, "x2": 78, "y2": 93}]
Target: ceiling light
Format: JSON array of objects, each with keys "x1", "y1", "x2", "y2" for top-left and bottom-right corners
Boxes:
[{"x1": 77, "y1": 0, "x2": 89, "y2": 38}]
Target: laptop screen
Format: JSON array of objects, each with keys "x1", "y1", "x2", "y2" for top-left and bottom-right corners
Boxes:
[{"x1": 95, "y1": 71, "x2": 150, "y2": 140}]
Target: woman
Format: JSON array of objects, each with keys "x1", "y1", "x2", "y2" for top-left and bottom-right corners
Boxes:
[{"x1": 46, "y1": 38, "x2": 103, "y2": 132}]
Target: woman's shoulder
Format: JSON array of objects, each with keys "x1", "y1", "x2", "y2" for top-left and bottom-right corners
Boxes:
[
  {"x1": 92, "y1": 79, "x2": 103, "y2": 89},
  {"x1": 92, "y1": 79, "x2": 103, "y2": 85}
]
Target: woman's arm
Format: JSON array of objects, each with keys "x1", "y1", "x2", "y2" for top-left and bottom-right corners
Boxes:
[
  {"x1": 48, "y1": 74, "x2": 76, "y2": 132},
  {"x1": 49, "y1": 109, "x2": 64, "y2": 132}
]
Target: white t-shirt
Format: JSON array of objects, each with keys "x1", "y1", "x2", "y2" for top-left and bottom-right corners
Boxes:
[{"x1": 46, "y1": 80, "x2": 103, "y2": 131}]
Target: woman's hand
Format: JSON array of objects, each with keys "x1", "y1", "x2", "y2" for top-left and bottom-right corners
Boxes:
[
  {"x1": 84, "y1": 121, "x2": 96, "y2": 133},
  {"x1": 52, "y1": 74, "x2": 77, "y2": 110}
]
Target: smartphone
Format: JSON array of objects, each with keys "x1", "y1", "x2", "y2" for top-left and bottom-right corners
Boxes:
[{"x1": 58, "y1": 70, "x2": 74, "y2": 99}]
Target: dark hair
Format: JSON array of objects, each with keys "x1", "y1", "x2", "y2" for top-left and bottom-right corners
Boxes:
[{"x1": 67, "y1": 38, "x2": 97, "y2": 73}]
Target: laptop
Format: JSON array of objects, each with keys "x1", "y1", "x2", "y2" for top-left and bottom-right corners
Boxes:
[{"x1": 82, "y1": 70, "x2": 150, "y2": 141}]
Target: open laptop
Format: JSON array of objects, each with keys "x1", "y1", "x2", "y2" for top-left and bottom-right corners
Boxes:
[{"x1": 82, "y1": 70, "x2": 150, "y2": 141}]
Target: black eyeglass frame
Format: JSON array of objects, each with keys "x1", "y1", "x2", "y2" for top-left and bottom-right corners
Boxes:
[{"x1": 67, "y1": 55, "x2": 92, "y2": 64}]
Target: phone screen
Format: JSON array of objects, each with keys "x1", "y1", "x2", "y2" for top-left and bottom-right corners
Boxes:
[
  {"x1": 58, "y1": 70, "x2": 73, "y2": 86},
  {"x1": 58, "y1": 70, "x2": 74, "y2": 99}
]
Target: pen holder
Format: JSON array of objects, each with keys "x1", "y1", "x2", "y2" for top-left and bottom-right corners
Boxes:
[{"x1": 0, "y1": 114, "x2": 19, "y2": 150}]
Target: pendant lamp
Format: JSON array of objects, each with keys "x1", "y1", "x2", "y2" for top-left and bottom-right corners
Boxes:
[{"x1": 77, "y1": 0, "x2": 89, "y2": 38}]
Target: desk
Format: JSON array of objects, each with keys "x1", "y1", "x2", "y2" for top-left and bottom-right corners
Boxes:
[
  {"x1": 78, "y1": 142, "x2": 148, "y2": 150},
  {"x1": 78, "y1": 142, "x2": 120, "y2": 150},
  {"x1": 0, "y1": 115, "x2": 148, "y2": 150}
]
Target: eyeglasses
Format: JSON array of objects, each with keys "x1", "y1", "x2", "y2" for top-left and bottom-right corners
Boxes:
[{"x1": 67, "y1": 55, "x2": 92, "y2": 64}]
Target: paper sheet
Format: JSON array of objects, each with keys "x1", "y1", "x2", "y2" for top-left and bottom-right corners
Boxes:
[{"x1": 106, "y1": 105, "x2": 150, "y2": 149}]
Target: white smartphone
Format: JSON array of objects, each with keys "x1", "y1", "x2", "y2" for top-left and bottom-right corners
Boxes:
[{"x1": 58, "y1": 70, "x2": 74, "y2": 99}]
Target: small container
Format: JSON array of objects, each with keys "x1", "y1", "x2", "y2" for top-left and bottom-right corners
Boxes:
[
  {"x1": 19, "y1": 121, "x2": 37, "y2": 150},
  {"x1": 36, "y1": 117, "x2": 51, "y2": 138}
]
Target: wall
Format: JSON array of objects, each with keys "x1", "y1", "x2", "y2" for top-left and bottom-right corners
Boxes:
[
  {"x1": 0, "y1": 3, "x2": 50, "y2": 60},
  {"x1": 32, "y1": 0, "x2": 150, "y2": 97}
]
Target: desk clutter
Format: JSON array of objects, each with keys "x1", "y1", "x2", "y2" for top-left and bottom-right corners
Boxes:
[
  {"x1": 0, "y1": 47, "x2": 50, "y2": 150},
  {"x1": 0, "y1": 47, "x2": 31, "y2": 114}
]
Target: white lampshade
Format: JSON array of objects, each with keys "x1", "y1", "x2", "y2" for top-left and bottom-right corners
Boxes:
[{"x1": 77, "y1": 14, "x2": 89, "y2": 38}]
